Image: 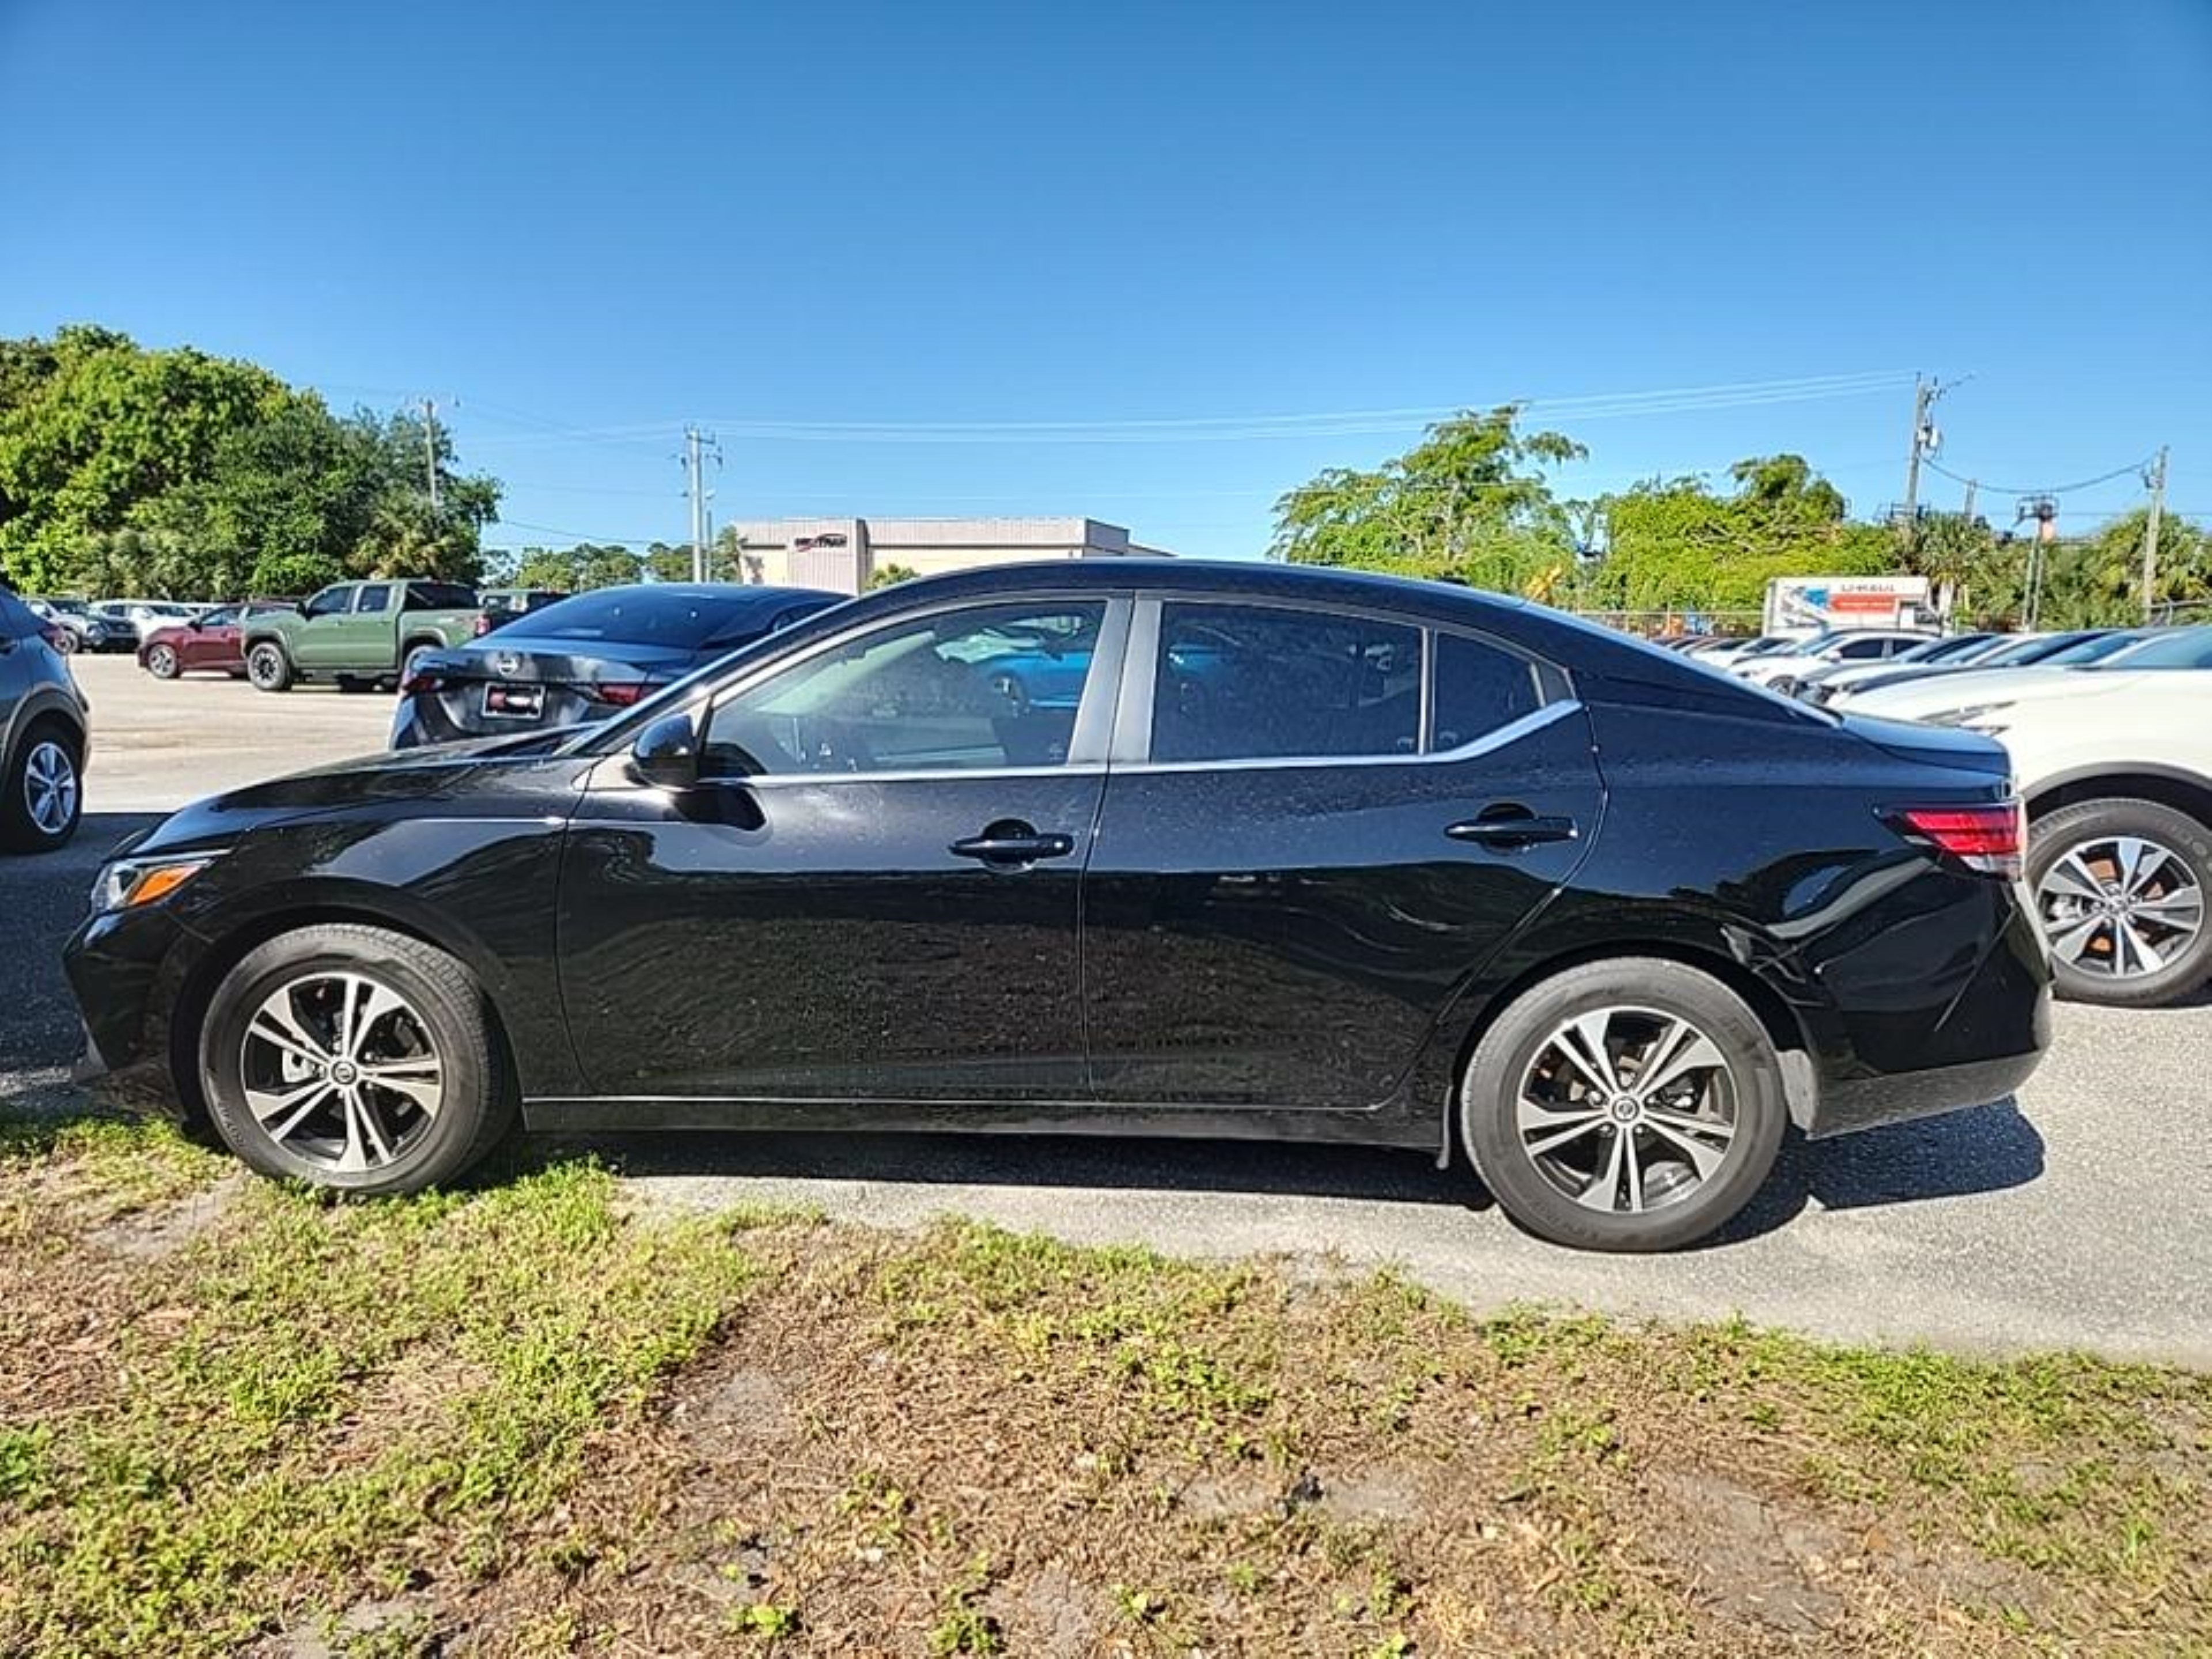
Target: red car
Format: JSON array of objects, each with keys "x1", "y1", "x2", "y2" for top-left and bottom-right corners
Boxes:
[{"x1": 138, "y1": 601, "x2": 298, "y2": 680}]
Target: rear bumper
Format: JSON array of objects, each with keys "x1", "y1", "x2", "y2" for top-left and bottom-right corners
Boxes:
[{"x1": 1796, "y1": 990, "x2": 2049, "y2": 1139}]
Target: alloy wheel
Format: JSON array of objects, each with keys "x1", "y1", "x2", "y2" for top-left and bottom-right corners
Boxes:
[
  {"x1": 2036, "y1": 835, "x2": 2205, "y2": 981},
  {"x1": 23, "y1": 739, "x2": 78, "y2": 837},
  {"x1": 238, "y1": 971, "x2": 445, "y2": 1172},
  {"x1": 1515, "y1": 1006, "x2": 1739, "y2": 1214}
]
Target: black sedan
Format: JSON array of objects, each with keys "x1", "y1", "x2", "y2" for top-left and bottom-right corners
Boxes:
[
  {"x1": 65, "y1": 560, "x2": 2049, "y2": 1252},
  {"x1": 391, "y1": 582, "x2": 842, "y2": 748}
]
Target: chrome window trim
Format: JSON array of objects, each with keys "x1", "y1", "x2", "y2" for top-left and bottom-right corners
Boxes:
[
  {"x1": 1108, "y1": 698, "x2": 1581, "y2": 777},
  {"x1": 1113, "y1": 590, "x2": 1565, "y2": 771},
  {"x1": 677, "y1": 590, "x2": 1132, "y2": 783}
]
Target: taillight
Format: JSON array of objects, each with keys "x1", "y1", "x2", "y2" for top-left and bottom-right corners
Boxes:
[
  {"x1": 592, "y1": 682, "x2": 648, "y2": 707},
  {"x1": 1887, "y1": 802, "x2": 2024, "y2": 879},
  {"x1": 38, "y1": 624, "x2": 71, "y2": 653},
  {"x1": 472, "y1": 615, "x2": 492, "y2": 637}
]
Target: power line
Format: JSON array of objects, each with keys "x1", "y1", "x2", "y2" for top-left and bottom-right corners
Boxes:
[
  {"x1": 1919, "y1": 453, "x2": 2156, "y2": 497},
  {"x1": 457, "y1": 370, "x2": 1915, "y2": 450}
]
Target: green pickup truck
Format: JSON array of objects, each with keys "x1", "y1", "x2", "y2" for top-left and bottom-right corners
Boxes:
[{"x1": 241, "y1": 579, "x2": 483, "y2": 693}]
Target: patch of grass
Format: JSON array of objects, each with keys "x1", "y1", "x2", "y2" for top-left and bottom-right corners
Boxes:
[
  {"x1": 0, "y1": 1143, "x2": 766, "y2": 1657},
  {"x1": 3, "y1": 1127, "x2": 2206, "y2": 1657},
  {"x1": 0, "y1": 1101, "x2": 226, "y2": 1241}
]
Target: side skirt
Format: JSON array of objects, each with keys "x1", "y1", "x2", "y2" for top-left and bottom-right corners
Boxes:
[{"x1": 521, "y1": 1095, "x2": 1444, "y2": 1153}]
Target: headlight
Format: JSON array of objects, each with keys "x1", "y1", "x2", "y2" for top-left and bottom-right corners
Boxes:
[
  {"x1": 91, "y1": 854, "x2": 218, "y2": 914},
  {"x1": 1920, "y1": 703, "x2": 2013, "y2": 732}
]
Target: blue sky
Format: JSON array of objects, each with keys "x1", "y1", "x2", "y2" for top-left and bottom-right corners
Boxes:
[{"x1": 3, "y1": 0, "x2": 2207, "y2": 559}]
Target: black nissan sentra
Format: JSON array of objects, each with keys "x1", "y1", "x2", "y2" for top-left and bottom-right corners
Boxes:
[{"x1": 64, "y1": 561, "x2": 2050, "y2": 1251}]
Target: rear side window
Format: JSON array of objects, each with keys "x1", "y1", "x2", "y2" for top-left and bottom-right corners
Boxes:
[
  {"x1": 1429, "y1": 632, "x2": 1543, "y2": 751},
  {"x1": 1152, "y1": 603, "x2": 1422, "y2": 763},
  {"x1": 406, "y1": 582, "x2": 478, "y2": 611},
  {"x1": 354, "y1": 584, "x2": 393, "y2": 614}
]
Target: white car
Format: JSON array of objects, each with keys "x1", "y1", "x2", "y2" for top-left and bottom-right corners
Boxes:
[
  {"x1": 1851, "y1": 626, "x2": 2212, "y2": 1007},
  {"x1": 1793, "y1": 631, "x2": 2009, "y2": 702},
  {"x1": 1733, "y1": 628, "x2": 1934, "y2": 692},
  {"x1": 89, "y1": 599, "x2": 198, "y2": 642}
]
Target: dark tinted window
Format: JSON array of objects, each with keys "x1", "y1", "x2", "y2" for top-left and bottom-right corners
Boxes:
[
  {"x1": 405, "y1": 582, "x2": 478, "y2": 611},
  {"x1": 705, "y1": 601, "x2": 1106, "y2": 775},
  {"x1": 1429, "y1": 632, "x2": 1543, "y2": 751},
  {"x1": 1833, "y1": 636, "x2": 1901, "y2": 661},
  {"x1": 199, "y1": 607, "x2": 239, "y2": 627},
  {"x1": 304, "y1": 588, "x2": 351, "y2": 619},
  {"x1": 1152, "y1": 603, "x2": 1421, "y2": 763},
  {"x1": 354, "y1": 583, "x2": 393, "y2": 613},
  {"x1": 512, "y1": 589, "x2": 806, "y2": 650}
]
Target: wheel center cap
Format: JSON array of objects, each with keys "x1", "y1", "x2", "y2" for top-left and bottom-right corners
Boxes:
[
  {"x1": 1609, "y1": 1096, "x2": 1641, "y2": 1123},
  {"x1": 331, "y1": 1060, "x2": 358, "y2": 1085}
]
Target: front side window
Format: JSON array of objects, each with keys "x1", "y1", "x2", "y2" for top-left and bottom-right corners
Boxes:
[
  {"x1": 304, "y1": 588, "x2": 351, "y2": 619},
  {"x1": 704, "y1": 601, "x2": 1107, "y2": 777},
  {"x1": 199, "y1": 607, "x2": 238, "y2": 627},
  {"x1": 1151, "y1": 602, "x2": 1421, "y2": 763}
]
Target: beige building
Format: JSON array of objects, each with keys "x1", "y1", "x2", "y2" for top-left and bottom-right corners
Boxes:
[{"x1": 722, "y1": 516, "x2": 1174, "y2": 594}]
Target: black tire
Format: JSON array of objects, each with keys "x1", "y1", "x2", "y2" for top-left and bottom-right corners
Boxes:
[
  {"x1": 1460, "y1": 958, "x2": 1787, "y2": 1252},
  {"x1": 145, "y1": 642, "x2": 181, "y2": 680},
  {"x1": 2027, "y1": 798, "x2": 2212, "y2": 1009},
  {"x1": 1, "y1": 717, "x2": 84, "y2": 853},
  {"x1": 246, "y1": 641, "x2": 293, "y2": 692},
  {"x1": 198, "y1": 923, "x2": 517, "y2": 1196}
]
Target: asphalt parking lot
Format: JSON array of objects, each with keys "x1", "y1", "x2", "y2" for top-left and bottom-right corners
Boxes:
[{"x1": 8, "y1": 653, "x2": 2211, "y2": 1365}]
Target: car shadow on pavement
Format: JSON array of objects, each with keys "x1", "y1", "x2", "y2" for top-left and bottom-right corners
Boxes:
[
  {"x1": 544, "y1": 1092, "x2": 2047, "y2": 1244},
  {"x1": 1707, "y1": 1096, "x2": 2046, "y2": 1246},
  {"x1": 540, "y1": 1127, "x2": 1484, "y2": 1210}
]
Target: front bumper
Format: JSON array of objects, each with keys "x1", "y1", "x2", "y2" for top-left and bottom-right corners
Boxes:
[{"x1": 62, "y1": 901, "x2": 198, "y2": 1097}]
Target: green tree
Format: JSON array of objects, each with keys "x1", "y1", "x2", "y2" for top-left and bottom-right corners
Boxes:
[
  {"x1": 1270, "y1": 407, "x2": 1586, "y2": 597},
  {"x1": 507, "y1": 543, "x2": 643, "y2": 592},
  {"x1": 1592, "y1": 456, "x2": 1895, "y2": 615},
  {"x1": 0, "y1": 327, "x2": 502, "y2": 597},
  {"x1": 865, "y1": 561, "x2": 919, "y2": 590}
]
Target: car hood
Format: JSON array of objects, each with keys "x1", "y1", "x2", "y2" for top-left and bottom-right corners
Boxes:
[
  {"x1": 118, "y1": 728, "x2": 597, "y2": 860},
  {"x1": 1842, "y1": 663, "x2": 2087, "y2": 719}
]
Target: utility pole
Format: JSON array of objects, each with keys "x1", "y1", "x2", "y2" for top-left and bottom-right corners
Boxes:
[
  {"x1": 1900, "y1": 377, "x2": 1933, "y2": 535},
  {"x1": 1961, "y1": 478, "x2": 1978, "y2": 524},
  {"x1": 683, "y1": 426, "x2": 719, "y2": 583},
  {"x1": 421, "y1": 397, "x2": 441, "y2": 512},
  {"x1": 2140, "y1": 445, "x2": 2170, "y2": 622}
]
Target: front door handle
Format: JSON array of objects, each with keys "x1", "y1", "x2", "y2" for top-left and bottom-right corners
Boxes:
[
  {"x1": 1446, "y1": 813, "x2": 1580, "y2": 849},
  {"x1": 950, "y1": 821, "x2": 1076, "y2": 865}
]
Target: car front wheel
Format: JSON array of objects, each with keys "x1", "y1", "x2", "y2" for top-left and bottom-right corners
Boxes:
[
  {"x1": 2028, "y1": 798, "x2": 2211, "y2": 1009},
  {"x1": 245, "y1": 642, "x2": 292, "y2": 692},
  {"x1": 1461, "y1": 959, "x2": 1787, "y2": 1252},
  {"x1": 198, "y1": 924, "x2": 517, "y2": 1195},
  {"x1": 145, "y1": 643, "x2": 181, "y2": 680}
]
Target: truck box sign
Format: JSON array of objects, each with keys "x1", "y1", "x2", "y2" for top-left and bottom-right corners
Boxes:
[{"x1": 1764, "y1": 575, "x2": 1932, "y2": 635}]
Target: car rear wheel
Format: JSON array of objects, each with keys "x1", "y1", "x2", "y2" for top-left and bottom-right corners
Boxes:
[
  {"x1": 199, "y1": 924, "x2": 517, "y2": 1195},
  {"x1": 2028, "y1": 798, "x2": 2211, "y2": 1009},
  {"x1": 1, "y1": 720, "x2": 83, "y2": 853},
  {"x1": 145, "y1": 643, "x2": 181, "y2": 680},
  {"x1": 1461, "y1": 959, "x2": 1787, "y2": 1252}
]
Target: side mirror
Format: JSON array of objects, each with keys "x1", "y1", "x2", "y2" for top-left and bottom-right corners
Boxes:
[
  {"x1": 189, "y1": 615, "x2": 206, "y2": 631},
  {"x1": 628, "y1": 711, "x2": 700, "y2": 790}
]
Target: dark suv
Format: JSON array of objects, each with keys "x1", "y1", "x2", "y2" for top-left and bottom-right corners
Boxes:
[{"x1": 0, "y1": 583, "x2": 90, "y2": 851}]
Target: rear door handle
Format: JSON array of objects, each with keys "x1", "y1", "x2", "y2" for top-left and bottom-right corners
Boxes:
[
  {"x1": 950, "y1": 826, "x2": 1076, "y2": 865},
  {"x1": 1446, "y1": 813, "x2": 1580, "y2": 849}
]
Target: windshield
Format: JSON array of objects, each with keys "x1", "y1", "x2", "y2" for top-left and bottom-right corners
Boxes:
[
  {"x1": 1974, "y1": 635, "x2": 2062, "y2": 668},
  {"x1": 2088, "y1": 627, "x2": 2212, "y2": 671},
  {"x1": 2042, "y1": 631, "x2": 2141, "y2": 666},
  {"x1": 1895, "y1": 634, "x2": 1988, "y2": 664}
]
